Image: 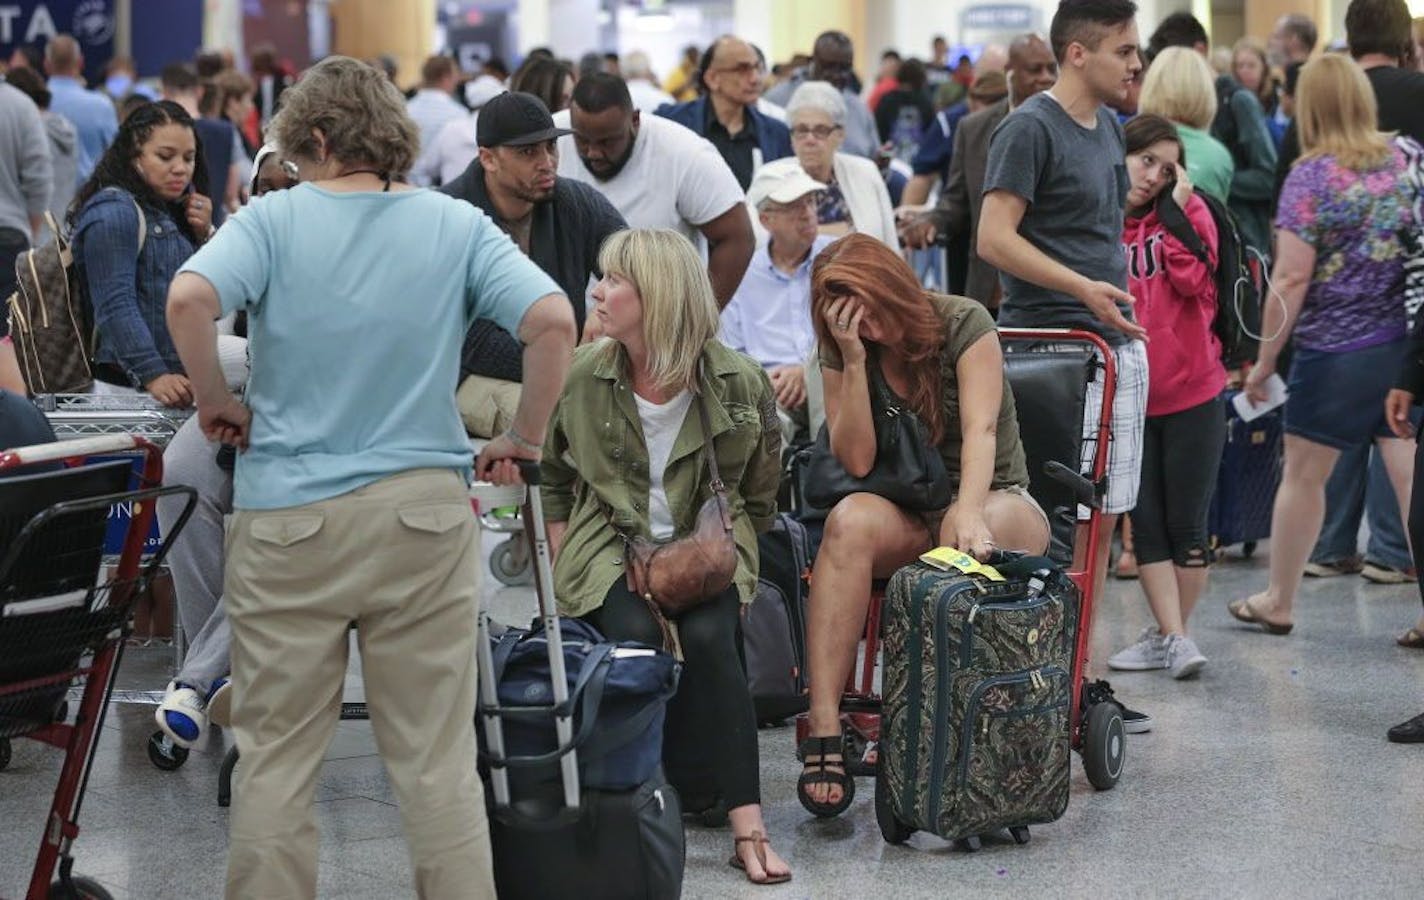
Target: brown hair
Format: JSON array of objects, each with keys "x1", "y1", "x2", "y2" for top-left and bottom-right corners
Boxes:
[
  {"x1": 811, "y1": 233, "x2": 947, "y2": 443},
  {"x1": 199, "y1": 69, "x2": 254, "y2": 119}
]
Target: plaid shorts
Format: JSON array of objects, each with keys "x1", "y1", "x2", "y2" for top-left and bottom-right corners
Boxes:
[{"x1": 1040, "y1": 340, "x2": 1149, "y2": 516}]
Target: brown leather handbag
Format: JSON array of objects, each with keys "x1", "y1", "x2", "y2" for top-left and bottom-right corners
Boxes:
[{"x1": 622, "y1": 388, "x2": 738, "y2": 618}]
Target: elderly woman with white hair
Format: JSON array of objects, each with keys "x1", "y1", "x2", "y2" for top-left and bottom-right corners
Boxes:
[{"x1": 758, "y1": 81, "x2": 899, "y2": 249}]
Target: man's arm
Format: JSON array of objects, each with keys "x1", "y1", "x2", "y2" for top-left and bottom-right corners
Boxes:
[
  {"x1": 978, "y1": 190, "x2": 1146, "y2": 340},
  {"x1": 18, "y1": 100, "x2": 53, "y2": 240},
  {"x1": 699, "y1": 204, "x2": 755, "y2": 308}
]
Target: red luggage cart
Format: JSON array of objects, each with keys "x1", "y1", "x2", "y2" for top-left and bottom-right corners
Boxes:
[
  {"x1": 0, "y1": 436, "x2": 196, "y2": 900},
  {"x1": 793, "y1": 328, "x2": 1127, "y2": 806}
]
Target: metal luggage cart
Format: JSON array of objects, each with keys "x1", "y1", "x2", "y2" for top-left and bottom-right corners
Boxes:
[
  {"x1": 35, "y1": 395, "x2": 198, "y2": 771},
  {"x1": 0, "y1": 436, "x2": 196, "y2": 900}
]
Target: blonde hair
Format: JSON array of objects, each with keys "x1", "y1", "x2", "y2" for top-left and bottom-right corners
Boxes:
[
  {"x1": 1231, "y1": 38, "x2": 1275, "y2": 109},
  {"x1": 1296, "y1": 54, "x2": 1394, "y2": 172},
  {"x1": 1139, "y1": 46, "x2": 1218, "y2": 130},
  {"x1": 268, "y1": 55, "x2": 419, "y2": 176},
  {"x1": 597, "y1": 229, "x2": 720, "y2": 394}
]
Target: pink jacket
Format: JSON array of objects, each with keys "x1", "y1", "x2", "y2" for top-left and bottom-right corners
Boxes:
[{"x1": 1122, "y1": 193, "x2": 1228, "y2": 417}]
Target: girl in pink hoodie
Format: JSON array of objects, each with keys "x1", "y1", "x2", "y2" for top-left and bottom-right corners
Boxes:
[{"x1": 1108, "y1": 114, "x2": 1228, "y2": 681}]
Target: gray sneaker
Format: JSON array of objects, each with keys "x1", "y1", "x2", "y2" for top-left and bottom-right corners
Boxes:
[
  {"x1": 1107, "y1": 627, "x2": 1168, "y2": 671},
  {"x1": 1164, "y1": 634, "x2": 1207, "y2": 680}
]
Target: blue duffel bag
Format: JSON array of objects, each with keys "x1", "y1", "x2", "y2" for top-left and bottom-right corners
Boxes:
[{"x1": 480, "y1": 617, "x2": 680, "y2": 791}]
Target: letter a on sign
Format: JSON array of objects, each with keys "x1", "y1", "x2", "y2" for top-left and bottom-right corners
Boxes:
[{"x1": 26, "y1": 3, "x2": 56, "y2": 43}]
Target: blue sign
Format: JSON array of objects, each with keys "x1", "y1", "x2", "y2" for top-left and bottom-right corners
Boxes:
[
  {"x1": 94, "y1": 454, "x2": 162, "y2": 557},
  {"x1": 0, "y1": 1, "x2": 116, "y2": 84},
  {"x1": 961, "y1": 4, "x2": 1037, "y2": 33}
]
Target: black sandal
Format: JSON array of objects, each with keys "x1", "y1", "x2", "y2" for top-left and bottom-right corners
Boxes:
[{"x1": 797, "y1": 736, "x2": 854, "y2": 817}]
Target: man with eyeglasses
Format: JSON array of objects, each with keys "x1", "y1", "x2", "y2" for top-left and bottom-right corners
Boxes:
[
  {"x1": 554, "y1": 73, "x2": 754, "y2": 307},
  {"x1": 656, "y1": 35, "x2": 792, "y2": 190},
  {"x1": 765, "y1": 30, "x2": 881, "y2": 159},
  {"x1": 720, "y1": 165, "x2": 833, "y2": 444}
]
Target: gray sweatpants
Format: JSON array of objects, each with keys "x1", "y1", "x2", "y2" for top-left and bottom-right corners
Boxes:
[{"x1": 156, "y1": 416, "x2": 232, "y2": 694}]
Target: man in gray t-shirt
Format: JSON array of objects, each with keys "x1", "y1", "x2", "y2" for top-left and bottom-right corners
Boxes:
[
  {"x1": 978, "y1": 0, "x2": 1154, "y2": 733},
  {"x1": 983, "y1": 94, "x2": 1133, "y2": 344}
]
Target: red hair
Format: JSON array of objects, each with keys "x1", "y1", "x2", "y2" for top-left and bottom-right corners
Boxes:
[{"x1": 811, "y1": 234, "x2": 946, "y2": 443}]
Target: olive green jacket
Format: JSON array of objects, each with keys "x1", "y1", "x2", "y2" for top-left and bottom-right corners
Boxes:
[{"x1": 542, "y1": 340, "x2": 783, "y2": 618}]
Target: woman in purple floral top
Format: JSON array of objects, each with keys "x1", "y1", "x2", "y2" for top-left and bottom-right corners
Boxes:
[{"x1": 1233, "y1": 55, "x2": 1422, "y2": 636}]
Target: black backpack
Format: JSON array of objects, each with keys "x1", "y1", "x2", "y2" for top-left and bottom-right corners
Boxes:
[{"x1": 1155, "y1": 188, "x2": 1260, "y2": 369}]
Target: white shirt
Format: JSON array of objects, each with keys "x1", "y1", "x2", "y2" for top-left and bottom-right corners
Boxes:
[
  {"x1": 413, "y1": 112, "x2": 479, "y2": 187},
  {"x1": 635, "y1": 389, "x2": 694, "y2": 540},
  {"x1": 722, "y1": 234, "x2": 832, "y2": 370},
  {"x1": 627, "y1": 78, "x2": 676, "y2": 114},
  {"x1": 553, "y1": 111, "x2": 745, "y2": 253},
  {"x1": 407, "y1": 89, "x2": 467, "y2": 181}
]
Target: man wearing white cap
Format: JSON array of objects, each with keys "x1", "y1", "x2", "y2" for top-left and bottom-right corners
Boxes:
[{"x1": 721, "y1": 164, "x2": 833, "y2": 444}]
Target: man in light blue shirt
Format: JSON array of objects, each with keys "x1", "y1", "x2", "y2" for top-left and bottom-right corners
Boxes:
[
  {"x1": 722, "y1": 164, "x2": 833, "y2": 444},
  {"x1": 44, "y1": 35, "x2": 117, "y2": 183}
]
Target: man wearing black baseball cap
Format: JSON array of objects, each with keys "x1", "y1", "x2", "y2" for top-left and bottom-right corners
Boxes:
[{"x1": 441, "y1": 91, "x2": 626, "y2": 437}]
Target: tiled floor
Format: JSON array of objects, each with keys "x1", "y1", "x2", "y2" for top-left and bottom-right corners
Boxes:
[{"x1": 3, "y1": 534, "x2": 1424, "y2": 899}]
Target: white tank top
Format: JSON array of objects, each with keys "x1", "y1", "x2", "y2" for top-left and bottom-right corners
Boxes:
[{"x1": 634, "y1": 389, "x2": 694, "y2": 540}]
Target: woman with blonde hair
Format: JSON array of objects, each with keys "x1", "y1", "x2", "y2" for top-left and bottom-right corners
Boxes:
[
  {"x1": 1139, "y1": 46, "x2": 1235, "y2": 201},
  {"x1": 1232, "y1": 38, "x2": 1279, "y2": 117},
  {"x1": 541, "y1": 229, "x2": 789, "y2": 885},
  {"x1": 1232, "y1": 54, "x2": 1422, "y2": 637}
]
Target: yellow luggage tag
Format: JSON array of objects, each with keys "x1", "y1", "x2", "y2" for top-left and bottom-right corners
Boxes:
[{"x1": 919, "y1": 546, "x2": 1005, "y2": 582}]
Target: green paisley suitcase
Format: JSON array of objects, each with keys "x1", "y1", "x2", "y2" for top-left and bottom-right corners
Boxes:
[{"x1": 876, "y1": 555, "x2": 1080, "y2": 848}]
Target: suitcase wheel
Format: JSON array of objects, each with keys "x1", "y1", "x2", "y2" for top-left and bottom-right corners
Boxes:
[
  {"x1": 0, "y1": 737, "x2": 10, "y2": 771},
  {"x1": 1081, "y1": 701, "x2": 1126, "y2": 791},
  {"x1": 147, "y1": 730, "x2": 189, "y2": 771},
  {"x1": 956, "y1": 835, "x2": 983, "y2": 853},
  {"x1": 1009, "y1": 825, "x2": 1031, "y2": 845},
  {"x1": 873, "y1": 762, "x2": 914, "y2": 844},
  {"x1": 1241, "y1": 541, "x2": 1258, "y2": 558},
  {"x1": 46, "y1": 875, "x2": 114, "y2": 899},
  {"x1": 490, "y1": 538, "x2": 533, "y2": 586}
]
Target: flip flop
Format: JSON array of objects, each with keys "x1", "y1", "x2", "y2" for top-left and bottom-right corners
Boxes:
[
  {"x1": 729, "y1": 831, "x2": 792, "y2": 886},
  {"x1": 1228, "y1": 598, "x2": 1294, "y2": 635},
  {"x1": 1396, "y1": 627, "x2": 1424, "y2": 649}
]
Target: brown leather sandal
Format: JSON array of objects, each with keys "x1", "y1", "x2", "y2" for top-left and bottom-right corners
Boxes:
[
  {"x1": 728, "y1": 830, "x2": 791, "y2": 886},
  {"x1": 1396, "y1": 627, "x2": 1424, "y2": 649},
  {"x1": 1228, "y1": 598, "x2": 1294, "y2": 635}
]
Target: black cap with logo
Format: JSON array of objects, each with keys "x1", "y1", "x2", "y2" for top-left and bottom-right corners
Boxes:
[{"x1": 476, "y1": 91, "x2": 574, "y2": 147}]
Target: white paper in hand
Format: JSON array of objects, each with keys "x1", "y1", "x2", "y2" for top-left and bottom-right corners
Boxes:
[{"x1": 1233, "y1": 374, "x2": 1288, "y2": 422}]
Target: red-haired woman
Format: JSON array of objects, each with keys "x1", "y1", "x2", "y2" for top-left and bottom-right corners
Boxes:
[{"x1": 797, "y1": 233, "x2": 1050, "y2": 816}]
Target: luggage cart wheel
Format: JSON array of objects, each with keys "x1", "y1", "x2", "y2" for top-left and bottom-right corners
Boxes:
[
  {"x1": 490, "y1": 539, "x2": 533, "y2": 586},
  {"x1": 1082, "y1": 702, "x2": 1126, "y2": 791},
  {"x1": 147, "y1": 730, "x2": 189, "y2": 771},
  {"x1": 54, "y1": 701, "x2": 69, "y2": 722},
  {"x1": 0, "y1": 737, "x2": 10, "y2": 771},
  {"x1": 1009, "y1": 825, "x2": 1031, "y2": 845},
  {"x1": 47, "y1": 875, "x2": 114, "y2": 899},
  {"x1": 874, "y1": 761, "x2": 915, "y2": 844},
  {"x1": 956, "y1": 835, "x2": 983, "y2": 853}
]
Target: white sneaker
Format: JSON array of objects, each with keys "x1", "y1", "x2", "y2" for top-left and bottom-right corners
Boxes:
[
  {"x1": 206, "y1": 678, "x2": 232, "y2": 728},
  {"x1": 1164, "y1": 634, "x2": 1207, "y2": 680},
  {"x1": 1107, "y1": 627, "x2": 1168, "y2": 671},
  {"x1": 155, "y1": 681, "x2": 208, "y2": 749}
]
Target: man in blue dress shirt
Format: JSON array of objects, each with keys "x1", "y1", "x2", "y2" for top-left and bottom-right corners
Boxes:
[{"x1": 44, "y1": 35, "x2": 117, "y2": 183}]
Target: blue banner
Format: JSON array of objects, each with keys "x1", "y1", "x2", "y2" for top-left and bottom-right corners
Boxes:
[{"x1": 0, "y1": 0, "x2": 116, "y2": 84}]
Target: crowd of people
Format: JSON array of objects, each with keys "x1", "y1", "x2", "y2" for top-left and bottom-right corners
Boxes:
[{"x1": 2, "y1": 0, "x2": 1424, "y2": 896}]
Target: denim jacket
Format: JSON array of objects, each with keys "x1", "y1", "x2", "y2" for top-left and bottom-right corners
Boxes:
[
  {"x1": 73, "y1": 187, "x2": 196, "y2": 386},
  {"x1": 542, "y1": 340, "x2": 783, "y2": 617}
]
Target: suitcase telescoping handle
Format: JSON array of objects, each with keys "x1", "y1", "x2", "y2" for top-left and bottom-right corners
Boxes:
[{"x1": 475, "y1": 459, "x2": 582, "y2": 811}]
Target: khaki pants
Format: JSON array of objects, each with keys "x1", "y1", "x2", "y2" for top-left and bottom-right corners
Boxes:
[
  {"x1": 223, "y1": 469, "x2": 494, "y2": 900},
  {"x1": 456, "y1": 374, "x2": 522, "y2": 439}
]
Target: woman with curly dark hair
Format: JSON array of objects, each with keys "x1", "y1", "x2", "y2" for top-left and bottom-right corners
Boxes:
[{"x1": 70, "y1": 99, "x2": 212, "y2": 405}]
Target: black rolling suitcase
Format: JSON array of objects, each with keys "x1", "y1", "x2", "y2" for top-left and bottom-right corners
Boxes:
[
  {"x1": 1209, "y1": 390, "x2": 1283, "y2": 555},
  {"x1": 476, "y1": 462, "x2": 686, "y2": 900}
]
